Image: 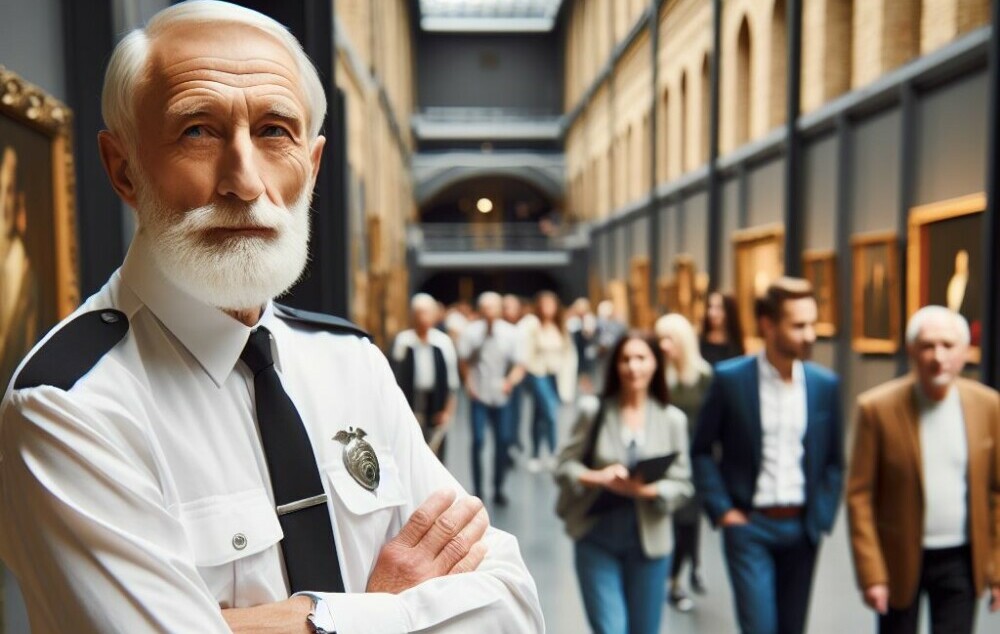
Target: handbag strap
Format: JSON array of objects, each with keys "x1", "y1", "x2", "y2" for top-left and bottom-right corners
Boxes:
[{"x1": 580, "y1": 402, "x2": 607, "y2": 469}]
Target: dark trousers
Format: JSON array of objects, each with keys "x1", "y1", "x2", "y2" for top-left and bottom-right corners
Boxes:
[
  {"x1": 670, "y1": 517, "x2": 701, "y2": 578},
  {"x1": 414, "y1": 390, "x2": 446, "y2": 462},
  {"x1": 470, "y1": 400, "x2": 510, "y2": 497},
  {"x1": 879, "y1": 545, "x2": 976, "y2": 634},
  {"x1": 722, "y1": 512, "x2": 818, "y2": 634}
]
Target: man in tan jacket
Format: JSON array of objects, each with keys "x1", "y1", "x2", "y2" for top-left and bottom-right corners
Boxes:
[{"x1": 847, "y1": 305, "x2": 1000, "y2": 634}]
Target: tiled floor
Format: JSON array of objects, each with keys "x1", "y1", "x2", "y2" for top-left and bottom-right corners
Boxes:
[{"x1": 442, "y1": 394, "x2": 996, "y2": 634}]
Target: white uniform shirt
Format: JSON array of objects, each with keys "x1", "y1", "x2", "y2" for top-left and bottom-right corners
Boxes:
[
  {"x1": 391, "y1": 329, "x2": 460, "y2": 392},
  {"x1": 0, "y1": 247, "x2": 542, "y2": 633},
  {"x1": 457, "y1": 320, "x2": 523, "y2": 407},
  {"x1": 753, "y1": 353, "x2": 808, "y2": 507}
]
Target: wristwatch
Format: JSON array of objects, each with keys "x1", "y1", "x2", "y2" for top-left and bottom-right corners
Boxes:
[{"x1": 301, "y1": 593, "x2": 337, "y2": 634}]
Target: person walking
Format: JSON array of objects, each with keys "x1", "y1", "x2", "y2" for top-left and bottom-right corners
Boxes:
[
  {"x1": 699, "y1": 291, "x2": 745, "y2": 366},
  {"x1": 691, "y1": 278, "x2": 844, "y2": 634},
  {"x1": 556, "y1": 331, "x2": 693, "y2": 634},
  {"x1": 655, "y1": 313, "x2": 713, "y2": 612},
  {"x1": 847, "y1": 305, "x2": 1000, "y2": 633},
  {"x1": 524, "y1": 291, "x2": 577, "y2": 472}
]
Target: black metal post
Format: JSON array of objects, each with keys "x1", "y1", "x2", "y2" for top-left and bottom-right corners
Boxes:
[
  {"x1": 706, "y1": 0, "x2": 723, "y2": 288},
  {"x1": 983, "y1": 4, "x2": 1000, "y2": 387},
  {"x1": 648, "y1": 0, "x2": 662, "y2": 306},
  {"x1": 62, "y1": 0, "x2": 123, "y2": 297},
  {"x1": 833, "y1": 114, "x2": 853, "y2": 387},
  {"x1": 897, "y1": 82, "x2": 916, "y2": 375},
  {"x1": 782, "y1": 0, "x2": 803, "y2": 276}
]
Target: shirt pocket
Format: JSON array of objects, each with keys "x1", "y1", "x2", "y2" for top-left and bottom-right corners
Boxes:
[
  {"x1": 326, "y1": 452, "x2": 409, "y2": 515},
  {"x1": 176, "y1": 488, "x2": 284, "y2": 604}
]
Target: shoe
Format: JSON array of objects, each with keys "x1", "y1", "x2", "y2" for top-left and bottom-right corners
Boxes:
[
  {"x1": 668, "y1": 589, "x2": 694, "y2": 612},
  {"x1": 690, "y1": 570, "x2": 707, "y2": 595},
  {"x1": 526, "y1": 458, "x2": 542, "y2": 473},
  {"x1": 494, "y1": 492, "x2": 509, "y2": 507}
]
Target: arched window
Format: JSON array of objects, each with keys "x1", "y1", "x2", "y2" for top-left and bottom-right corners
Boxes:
[
  {"x1": 659, "y1": 88, "x2": 670, "y2": 183},
  {"x1": 679, "y1": 71, "x2": 688, "y2": 173},
  {"x1": 735, "y1": 16, "x2": 751, "y2": 146},
  {"x1": 701, "y1": 53, "x2": 711, "y2": 165},
  {"x1": 824, "y1": 0, "x2": 853, "y2": 99},
  {"x1": 769, "y1": 0, "x2": 787, "y2": 129}
]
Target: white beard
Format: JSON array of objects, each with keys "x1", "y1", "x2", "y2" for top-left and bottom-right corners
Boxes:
[{"x1": 133, "y1": 182, "x2": 312, "y2": 311}]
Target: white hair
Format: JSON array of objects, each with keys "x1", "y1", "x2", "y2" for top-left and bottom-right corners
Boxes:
[
  {"x1": 478, "y1": 291, "x2": 502, "y2": 309},
  {"x1": 654, "y1": 313, "x2": 711, "y2": 387},
  {"x1": 905, "y1": 305, "x2": 970, "y2": 346},
  {"x1": 411, "y1": 293, "x2": 437, "y2": 312},
  {"x1": 102, "y1": 0, "x2": 326, "y2": 152}
]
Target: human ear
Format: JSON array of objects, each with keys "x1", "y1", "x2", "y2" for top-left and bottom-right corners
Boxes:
[
  {"x1": 98, "y1": 131, "x2": 139, "y2": 208},
  {"x1": 309, "y1": 135, "x2": 326, "y2": 183}
]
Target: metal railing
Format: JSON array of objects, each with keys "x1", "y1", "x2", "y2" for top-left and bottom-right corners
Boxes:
[
  {"x1": 416, "y1": 107, "x2": 562, "y2": 124},
  {"x1": 409, "y1": 222, "x2": 576, "y2": 252}
]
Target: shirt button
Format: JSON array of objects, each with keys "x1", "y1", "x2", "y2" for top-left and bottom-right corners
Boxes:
[{"x1": 232, "y1": 533, "x2": 248, "y2": 551}]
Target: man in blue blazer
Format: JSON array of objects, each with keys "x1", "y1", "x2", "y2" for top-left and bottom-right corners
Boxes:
[{"x1": 691, "y1": 277, "x2": 844, "y2": 634}]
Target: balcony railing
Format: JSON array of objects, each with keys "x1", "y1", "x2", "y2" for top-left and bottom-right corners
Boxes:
[{"x1": 409, "y1": 222, "x2": 577, "y2": 252}]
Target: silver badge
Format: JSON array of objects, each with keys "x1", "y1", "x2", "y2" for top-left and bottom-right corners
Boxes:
[{"x1": 334, "y1": 427, "x2": 380, "y2": 491}]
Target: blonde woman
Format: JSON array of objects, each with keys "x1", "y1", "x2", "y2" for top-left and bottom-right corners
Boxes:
[{"x1": 655, "y1": 313, "x2": 714, "y2": 612}]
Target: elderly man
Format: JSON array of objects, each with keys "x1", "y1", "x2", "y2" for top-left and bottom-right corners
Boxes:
[
  {"x1": 0, "y1": 2, "x2": 542, "y2": 633},
  {"x1": 847, "y1": 306, "x2": 1000, "y2": 634},
  {"x1": 691, "y1": 277, "x2": 843, "y2": 634},
  {"x1": 457, "y1": 292, "x2": 525, "y2": 506},
  {"x1": 391, "y1": 293, "x2": 459, "y2": 461}
]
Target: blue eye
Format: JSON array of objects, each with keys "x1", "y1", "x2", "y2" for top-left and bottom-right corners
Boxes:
[
  {"x1": 262, "y1": 125, "x2": 288, "y2": 138},
  {"x1": 183, "y1": 125, "x2": 204, "y2": 138}
]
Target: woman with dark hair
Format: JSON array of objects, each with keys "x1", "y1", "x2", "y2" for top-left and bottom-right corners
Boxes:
[
  {"x1": 555, "y1": 331, "x2": 693, "y2": 634},
  {"x1": 524, "y1": 290, "x2": 577, "y2": 471},
  {"x1": 699, "y1": 291, "x2": 746, "y2": 365}
]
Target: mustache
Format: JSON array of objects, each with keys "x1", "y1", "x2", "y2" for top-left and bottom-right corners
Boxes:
[{"x1": 172, "y1": 199, "x2": 293, "y2": 234}]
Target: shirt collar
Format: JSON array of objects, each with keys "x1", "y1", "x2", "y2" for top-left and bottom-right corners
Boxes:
[
  {"x1": 757, "y1": 351, "x2": 805, "y2": 385},
  {"x1": 120, "y1": 240, "x2": 274, "y2": 387}
]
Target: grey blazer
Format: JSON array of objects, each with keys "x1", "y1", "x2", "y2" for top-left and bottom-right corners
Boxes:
[{"x1": 555, "y1": 395, "x2": 694, "y2": 558}]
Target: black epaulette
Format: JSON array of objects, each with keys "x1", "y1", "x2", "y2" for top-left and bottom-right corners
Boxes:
[
  {"x1": 14, "y1": 309, "x2": 129, "y2": 391},
  {"x1": 273, "y1": 303, "x2": 372, "y2": 341}
]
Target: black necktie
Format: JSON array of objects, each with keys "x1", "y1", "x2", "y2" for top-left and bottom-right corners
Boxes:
[{"x1": 241, "y1": 327, "x2": 345, "y2": 593}]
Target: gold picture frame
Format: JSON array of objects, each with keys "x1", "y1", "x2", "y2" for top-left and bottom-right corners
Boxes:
[
  {"x1": 0, "y1": 66, "x2": 79, "y2": 389},
  {"x1": 627, "y1": 257, "x2": 652, "y2": 329},
  {"x1": 907, "y1": 193, "x2": 984, "y2": 364},
  {"x1": 851, "y1": 232, "x2": 900, "y2": 354},
  {"x1": 733, "y1": 224, "x2": 784, "y2": 350},
  {"x1": 802, "y1": 250, "x2": 837, "y2": 337}
]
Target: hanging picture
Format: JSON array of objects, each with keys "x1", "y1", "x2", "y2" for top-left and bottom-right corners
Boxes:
[
  {"x1": 802, "y1": 250, "x2": 837, "y2": 337},
  {"x1": 907, "y1": 193, "x2": 984, "y2": 363},
  {"x1": 0, "y1": 66, "x2": 79, "y2": 390},
  {"x1": 851, "y1": 232, "x2": 900, "y2": 354},
  {"x1": 732, "y1": 224, "x2": 784, "y2": 349}
]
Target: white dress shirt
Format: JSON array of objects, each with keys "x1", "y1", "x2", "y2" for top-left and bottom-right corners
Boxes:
[
  {"x1": 916, "y1": 385, "x2": 969, "y2": 548},
  {"x1": 391, "y1": 329, "x2": 460, "y2": 392},
  {"x1": 753, "y1": 354, "x2": 807, "y2": 507},
  {"x1": 0, "y1": 245, "x2": 542, "y2": 633}
]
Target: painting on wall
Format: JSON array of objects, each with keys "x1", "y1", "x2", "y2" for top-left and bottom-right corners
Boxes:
[
  {"x1": 627, "y1": 257, "x2": 652, "y2": 329},
  {"x1": 907, "y1": 193, "x2": 984, "y2": 363},
  {"x1": 851, "y1": 232, "x2": 900, "y2": 354},
  {"x1": 732, "y1": 225, "x2": 784, "y2": 349},
  {"x1": 802, "y1": 250, "x2": 837, "y2": 337},
  {"x1": 0, "y1": 66, "x2": 79, "y2": 391}
]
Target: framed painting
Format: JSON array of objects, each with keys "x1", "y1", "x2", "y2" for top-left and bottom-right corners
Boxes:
[
  {"x1": 627, "y1": 257, "x2": 652, "y2": 329},
  {"x1": 657, "y1": 275, "x2": 678, "y2": 315},
  {"x1": 802, "y1": 250, "x2": 837, "y2": 337},
  {"x1": 0, "y1": 66, "x2": 79, "y2": 389},
  {"x1": 851, "y1": 232, "x2": 900, "y2": 354},
  {"x1": 907, "y1": 193, "x2": 984, "y2": 363},
  {"x1": 732, "y1": 225, "x2": 784, "y2": 349}
]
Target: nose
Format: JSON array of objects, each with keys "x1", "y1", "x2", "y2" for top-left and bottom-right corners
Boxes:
[{"x1": 216, "y1": 131, "x2": 266, "y2": 202}]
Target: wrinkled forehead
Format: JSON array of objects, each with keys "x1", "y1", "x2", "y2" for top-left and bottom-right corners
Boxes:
[
  {"x1": 141, "y1": 22, "x2": 306, "y2": 108},
  {"x1": 916, "y1": 315, "x2": 961, "y2": 344}
]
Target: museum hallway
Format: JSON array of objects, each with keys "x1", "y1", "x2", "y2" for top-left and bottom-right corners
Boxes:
[{"x1": 440, "y1": 393, "x2": 996, "y2": 634}]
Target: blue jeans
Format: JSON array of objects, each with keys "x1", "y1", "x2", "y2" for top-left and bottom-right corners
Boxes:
[
  {"x1": 722, "y1": 513, "x2": 818, "y2": 634},
  {"x1": 528, "y1": 373, "x2": 560, "y2": 457},
  {"x1": 469, "y1": 401, "x2": 511, "y2": 497},
  {"x1": 574, "y1": 506, "x2": 670, "y2": 634}
]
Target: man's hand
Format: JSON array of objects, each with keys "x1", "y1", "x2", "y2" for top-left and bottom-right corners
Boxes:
[
  {"x1": 432, "y1": 411, "x2": 451, "y2": 428},
  {"x1": 221, "y1": 595, "x2": 312, "y2": 633},
  {"x1": 366, "y1": 490, "x2": 489, "y2": 594},
  {"x1": 719, "y1": 509, "x2": 749, "y2": 527},
  {"x1": 990, "y1": 585, "x2": 1000, "y2": 612},
  {"x1": 863, "y1": 584, "x2": 889, "y2": 614}
]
